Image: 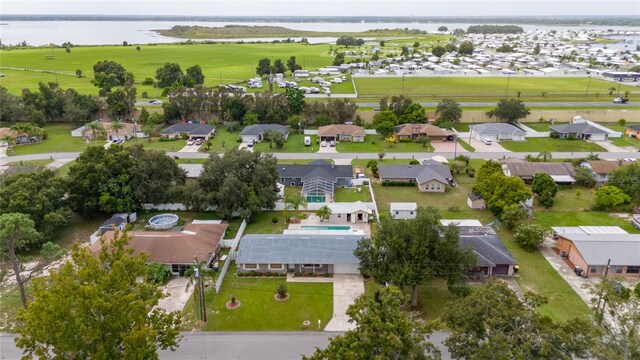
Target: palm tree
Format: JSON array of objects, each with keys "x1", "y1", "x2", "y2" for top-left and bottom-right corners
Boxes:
[
  {"x1": 85, "y1": 121, "x2": 104, "y2": 143},
  {"x1": 110, "y1": 120, "x2": 125, "y2": 141},
  {"x1": 538, "y1": 151, "x2": 552, "y2": 162},
  {"x1": 315, "y1": 205, "x2": 332, "y2": 222},
  {"x1": 285, "y1": 194, "x2": 308, "y2": 218}
]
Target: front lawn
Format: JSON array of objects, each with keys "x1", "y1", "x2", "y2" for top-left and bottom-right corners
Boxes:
[
  {"x1": 495, "y1": 228, "x2": 592, "y2": 323},
  {"x1": 253, "y1": 133, "x2": 319, "y2": 153},
  {"x1": 6, "y1": 159, "x2": 53, "y2": 167},
  {"x1": 336, "y1": 136, "x2": 434, "y2": 153},
  {"x1": 183, "y1": 265, "x2": 333, "y2": 331},
  {"x1": 334, "y1": 186, "x2": 372, "y2": 202},
  {"x1": 9, "y1": 123, "x2": 88, "y2": 155},
  {"x1": 499, "y1": 138, "x2": 607, "y2": 152},
  {"x1": 124, "y1": 137, "x2": 186, "y2": 152},
  {"x1": 610, "y1": 135, "x2": 640, "y2": 148},
  {"x1": 199, "y1": 126, "x2": 240, "y2": 153}
]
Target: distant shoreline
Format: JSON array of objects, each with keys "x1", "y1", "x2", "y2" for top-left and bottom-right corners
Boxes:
[{"x1": 1, "y1": 15, "x2": 639, "y2": 27}]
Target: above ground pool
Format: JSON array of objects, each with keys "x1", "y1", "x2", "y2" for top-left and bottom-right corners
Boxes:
[
  {"x1": 300, "y1": 225, "x2": 352, "y2": 231},
  {"x1": 148, "y1": 213, "x2": 179, "y2": 230}
]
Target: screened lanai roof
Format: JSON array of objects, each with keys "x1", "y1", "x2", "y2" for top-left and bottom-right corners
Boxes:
[{"x1": 302, "y1": 176, "x2": 335, "y2": 198}]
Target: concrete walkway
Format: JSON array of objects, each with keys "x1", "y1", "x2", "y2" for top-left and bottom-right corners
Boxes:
[
  {"x1": 324, "y1": 274, "x2": 364, "y2": 332},
  {"x1": 157, "y1": 277, "x2": 193, "y2": 313},
  {"x1": 591, "y1": 140, "x2": 630, "y2": 153},
  {"x1": 46, "y1": 158, "x2": 74, "y2": 170}
]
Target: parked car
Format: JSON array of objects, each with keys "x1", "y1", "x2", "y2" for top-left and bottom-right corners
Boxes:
[
  {"x1": 321, "y1": 140, "x2": 327, "y2": 147},
  {"x1": 573, "y1": 266, "x2": 584, "y2": 277},
  {"x1": 329, "y1": 140, "x2": 336, "y2": 147},
  {"x1": 482, "y1": 138, "x2": 493, "y2": 145},
  {"x1": 187, "y1": 139, "x2": 195, "y2": 146},
  {"x1": 149, "y1": 99, "x2": 163, "y2": 105},
  {"x1": 304, "y1": 136, "x2": 311, "y2": 146},
  {"x1": 195, "y1": 138, "x2": 204, "y2": 146},
  {"x1": 247, "y1": 139, "x2": 255, "y2": 148},
  {"x1": 613, "y1": 97, "x2": 629, "y2": 104}
]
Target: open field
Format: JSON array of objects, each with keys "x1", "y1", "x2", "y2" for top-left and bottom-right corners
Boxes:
[
  {"x1": 498, "y1": 138, "x2": 607, "y2": 152},
  {"x1": 183, "y1": 264, "x2": 333, "y2": 331},
  {"x1": 354, "y1": 77, "x2": 638, "y2": 101}
]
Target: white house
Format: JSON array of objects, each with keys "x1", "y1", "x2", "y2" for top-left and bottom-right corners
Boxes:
[
  {"x1": 390, "y1": 203, "x2": 417, "y2": 220},
  {"x1": 327, "y1": 202, "x2": 372, "y2": 223}
]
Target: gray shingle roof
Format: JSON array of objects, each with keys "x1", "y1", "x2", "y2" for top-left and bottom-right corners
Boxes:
[
  {"x1": 550, "y1": 123, "x2": 607, "y2": 134},
  {"x1": 240, "y1": 124, "x2": 289, "y2": 136},
  {"x1": 628, "y1": 125, "x2": 640, "y2": 131},
  {"x1": 470, "y1": 123, "x2": 525, "y2": 136},
  {"x1": 459, "y1": 234, "x2": 518, "y2": 267},
  {"x1": 236, "y1": 234, "x2": 364, "y2": 264},
  {"x1": 278, "y1": 161, "x2": 353, "y2": 182},
  {"x1": 561, "y1": 234, "x2": 640, "y2": 266},
  {"x1": 161, "y1": 123, "x2": 216, "y2": 136},
  {"x1": 378, "y1": 164, "x2": 452, "y2": 184}
]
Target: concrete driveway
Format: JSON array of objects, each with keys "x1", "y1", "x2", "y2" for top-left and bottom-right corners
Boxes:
[
  {"x1": 468, "y1": 138, "x2": 509, "y2": 152},
  {"x1": 324, "y1": 274, "x2": 364, "y2": 332},
  {"x1": 157, "y1": 277, "x2": 193, "y2": 313},
  {"x1": 593, "y1": 140, "x2": 631, "y2": 153},
  {"x1": 178, "y1": 144, "x2": 202, "y2": 153},
  {"x1": 317, "y1": 145, "x2": 337, "y2": 153},
  {"x1": 432, "y1": 141, "x2": 468, "y2": 153}
]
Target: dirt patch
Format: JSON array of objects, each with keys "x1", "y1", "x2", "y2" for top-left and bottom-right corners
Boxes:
[
  {"x1": 226, "y1": 300, "x2": 241, "y2": 309},
  {"x1": 275, "y1": 293, "x2": 290, "y2": 302}
]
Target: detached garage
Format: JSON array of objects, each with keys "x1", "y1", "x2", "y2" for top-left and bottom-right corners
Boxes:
[{"x1": 236, "y1": 234, "x2": 365, "y2": 275}]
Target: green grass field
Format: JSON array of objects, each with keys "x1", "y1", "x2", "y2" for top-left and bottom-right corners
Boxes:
[
  {"x1": 336, "y1": 136, "x2": 434, "y2": 153},
  {"x1": 498, "y1": 138, "x2": 607, "y2": 152},
  {"x1": 0, "y1": 43, "x2": 337, "y2": 95},
  {"x1": 354, "y1": 77, "x2": 638, "y2": 101},
  {"x1": 183, "y1": 265, "x2": 333, "y2": 331},
  {"x1": 8, "y1": 123, "x2": 88, "y2": 155}
]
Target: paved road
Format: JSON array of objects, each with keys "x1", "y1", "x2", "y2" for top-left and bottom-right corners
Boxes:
[
  {"x1": 355, "y1": 101, "x2": 637, "y2": 108},
  {"x1": 1, "y1": 331, "x2": 452, "y2": 359},
  {"x1": 2, "y1": 151, "x2": 638, "y2": 166}
]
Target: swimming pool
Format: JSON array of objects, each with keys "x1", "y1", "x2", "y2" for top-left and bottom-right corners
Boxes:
[{"x1": 300, "y1": 225, "x2": 352, "y2": 231}]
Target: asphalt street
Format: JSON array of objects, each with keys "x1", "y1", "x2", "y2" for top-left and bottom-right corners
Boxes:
[
  {"x1": 0, "y1": 331, "x2": 452, "y2": 359},
  {"x1": 2, "y1": 151, "x2": 638, "y2": 166}
]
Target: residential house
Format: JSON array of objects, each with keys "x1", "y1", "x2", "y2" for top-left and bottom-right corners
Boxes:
[
  {"x1": 240, "y1": 124, "x2": 289, "y2": 144},
  {"x1": 97, "y1": 222, "x2": 228, "y2": 276},
  {"x1": 579, "y1": 160, "x2": 631, "y2": 183},
  {"x1": 277, "y1": 160, "x2": 353, "y2": 202},
  {"x1": 467, "y1": 193, "x2": 487, "y2": 210},
  {"x1": 554, "y1": 230, "x2": 640, "y2": 278},
  {"x1": 442, "y1": 222, "x2": 517, "y2": 276},
  {"x1": 97, "y1": 214, "x2": 128, "y2": 236},
  {"x1": 378, "y1": 160, "x2": 454, "y2": 193},
  {"x1": 236, "y1": 234, "x2": 365, "y2": 275},
  {"x1": 318, "y1": 124, "x2": 365, "y2": 142},
  {"x1": 470, "y1": 123, "x2": 526, "y2": 142},
  {"x1": 160, "y1": 123, "x2": 216, "y2": 141},
  {"x1": 550, "y1": 122, "x2": 609, "y2": 141},
  {"x1": 626, "y1": 125, "x2": 640, "y2": 138},
  {"x1": 390, "y1": 202, "x2": 417, "y2": 219},
  {"x1": 394, "y1": 123, "x2": 456, "y2": 142},
  {"x1": 501, "y1": 158, "x2": 575, "y2": 184},
  {"x1": 327, "y1": 202, "x2": 372, "y2": 223}
]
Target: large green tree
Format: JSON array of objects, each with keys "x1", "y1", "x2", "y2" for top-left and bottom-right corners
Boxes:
[
  {"x1": 0, "y1": 169, "x2": 71, "y2": 239},
  {"x1": 92, "y1": 60, "x2": 130, "y2": 91},
  {"x1": 285, "y1": 87, "x2": 306, "y2": 115},
  {"x1": 445, "y1": 279, "x2": 595, "y2": 360},
  {"x1": 473, "y1": 164, "x2": 532, "y2": 216},
  {"x1": 197, "y1": 149, "x2": 279, "y2": 220},
  {"x1": 15, "y1": 231, "x2": 182, "y2": 359},
  {"x1": 304, "y1": 286, "x2": 440, "y2": 360},
  {"x1": 431, "y1": 45, "x2": 446, "y2": 57},
  {"x1": 435, "y1": 98, "x2": 462, "y2": 123},
  {"x1": 256, "y1": 58, "x2": 271, "y2": 77},
  {"x1": 514, "y1": 223, "x2": 548, "y2": 251},
  {"x1": 0, "y1": 213, "x2": 41, "y2": 308},
  {"x1": 607, "y1": 163, "x2": 640, "y2": 204},
  {"x1": 457, "y1": 41, "x2": 475, "y2": 55},
  {"x1": 486, "y1": 99, "x2": 531, "y2": 124},
  {"x1": 355, "y1": 207, "x2": 474, "y2": 307},
  {"x1": 155, "y1": 62, "x2": 184, "y2": 88},
  {"x1": 106, "y1": 85, "x2": 136, "y2": 120},
  {"x1": 595, "y1": 185, "x2": 630, "y2": 210},
  {"x1": 531, "y1": 173, "x2": 559, "y2": 208},
  {"x1": 185, "y1": 64, "x2": 205, "y2": 87}
]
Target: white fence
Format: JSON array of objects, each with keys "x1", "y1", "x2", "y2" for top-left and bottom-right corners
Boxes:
[{"x1": 215, "y1": 220, "x2": 247, "y2": 293}]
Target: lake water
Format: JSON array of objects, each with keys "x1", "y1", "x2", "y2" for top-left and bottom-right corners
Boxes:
[{"x1": 1, "y1": 20, "x2": 639, "y2": 46}]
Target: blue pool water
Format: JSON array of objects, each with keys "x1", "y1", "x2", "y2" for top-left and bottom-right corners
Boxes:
[{"x1": 300, "y1": 225, "x2": 352, "y2": 231}]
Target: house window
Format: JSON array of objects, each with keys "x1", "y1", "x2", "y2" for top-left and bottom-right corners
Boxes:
[
  {"x1": 338, "y1": 214, "x2": 341, "y2": 218},
  {"x1": 303, "y1": 264, "x2": 320, "y2": 268},
  {"x1": 410, "y1": 211, "x2": 414, "y2": 215},
  {"x1": 269, "y1": 264, "x2": 283, "y2": 270},
  {"x1": 626, "y1": 266, "x2": 640, "y2": 274},
  {"x1": 171, "y1": 264, "x2": 180, "y2": 273},
  {"x1": 611, "y1": 265, "x2": 624, "y2": 274},
  {"x1": 395, "y1": 211, "x2": 399, "y2": 215},
  {"x1": 590, "y1": 266, "x2": 603, "y2": 274},
  {"x1": 243, "y1": 263, "x2": 257, "y2": 270}
]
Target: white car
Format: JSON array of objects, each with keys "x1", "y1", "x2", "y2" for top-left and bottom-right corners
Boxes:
[
  {"x1": 149, "y1": 99, "x2": 163, "y2": 105},
  {"x1": 321, "y1": 140, "x2": 327, "y2": 147},
  {"x1": 482, "y1": 138, "x2": 493, "y2": 145},
  {"x1": 329, "y1": 140, "x2": 336, "y2": 147},
  {"x1": 623, "y1": 158, "x2": 637, "y2": 162},
  {"x1": 186, "y1": 139, "x2": 195, "y2": 146}
]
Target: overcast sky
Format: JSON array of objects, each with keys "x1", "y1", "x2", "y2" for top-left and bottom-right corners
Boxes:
[{"x1": 2, "y1": 0, "x2": 639, "y2": 17}]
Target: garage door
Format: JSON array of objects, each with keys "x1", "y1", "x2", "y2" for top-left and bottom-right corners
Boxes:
[
  {"x1": 493, "y1": 265, "x2": 510, "y2": 276},
  {"x1": 333, "y1": 264, "x2": 359, "y2": 274}
]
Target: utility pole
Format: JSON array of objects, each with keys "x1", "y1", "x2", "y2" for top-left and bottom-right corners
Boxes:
[
  {"x1": 585, "y1": 75, "x2": 592, "y2": 97},
  {"x1": 402, "y1": 73, "x2": 406, "y2": 96},
  {"x1": 595, "y1": 258, "x2": 611, "y2": 324},
  {"x1": 505, "y1": 74, "x2": 511, "y2": 97},
  {"x1": 193, "y1": 257, "x2": 207, "y2": 322},
  {"x1": 616, "y1": 79, "x2": 622, "y2": 97}
]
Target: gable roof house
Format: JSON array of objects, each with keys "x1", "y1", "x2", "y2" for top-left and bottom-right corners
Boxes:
[
  {"x1": 240, "y1": 124, "x2": 289, "y2": 144},
  {"x1": 394, "y1": 123, "x2": 456, "y2": 142},
  {"x1": 390, "y1": 202, "x2": 418, "y2": 220},
  {"x1": 97, "y1": 222, "x2": 228, "y2": 276},
  {"x1": 625, "y1": 124, "x2": 640, "y2": 138},
  {"x1": 580, "y1": 160, "x2": 631, "y2": 183},
  {"x1": 160, "y1": 123, "x2": 217, "y2": 140},
  {"x1": 326, "y1": 202, "x2": 372, "y2": 223},
  {"x1": 236, "y1": 234, "x2": 365, "y2": 275},
  {"x1": 277, "y1": 160, "x2": 353, "y2": 202},
  {"x1": 501, "y1": 159, "x2": 575, "y2": 184},
  {"x1": 470, "y1": 123, "x2": 526, "y2": 142},
  {"x1": 378, "y1": 160, "x2": 454, "y2": 193},
  {"x1": 318, "y1": 124, "x2": 366, "y2": 142},
  {"x1": 550, "y1": 122, "x2": 609, "y2": 141}
]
